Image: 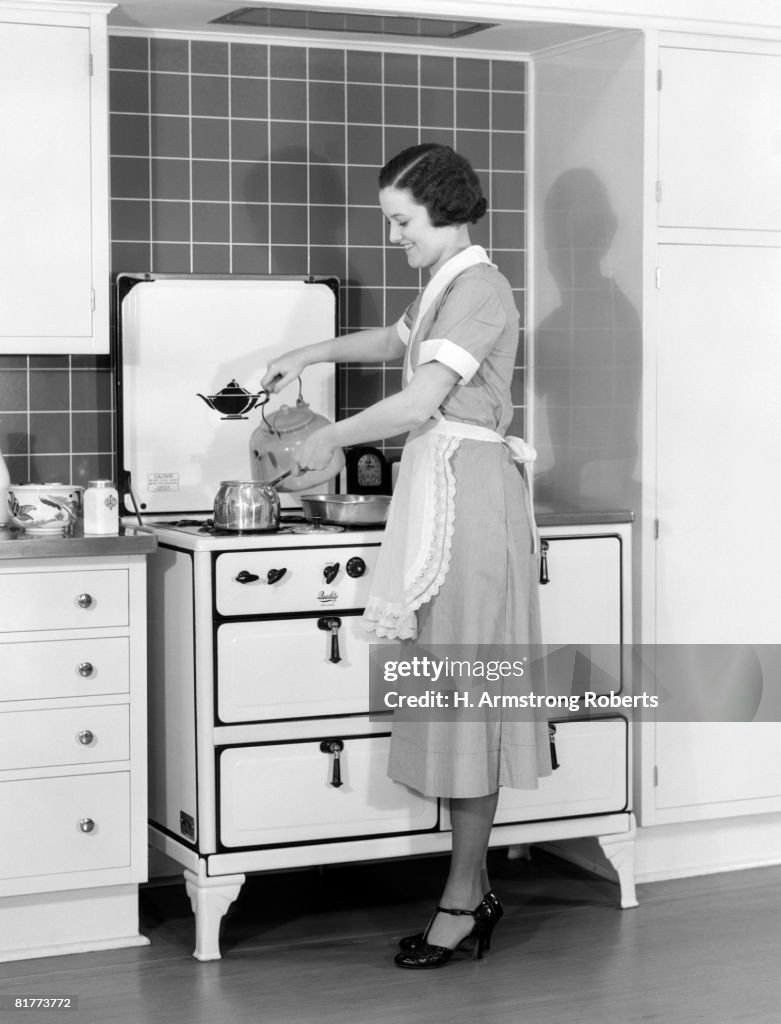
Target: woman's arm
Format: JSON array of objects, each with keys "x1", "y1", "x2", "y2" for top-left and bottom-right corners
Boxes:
[
  {"x1": 292, "y1": 361, "x2": 460, "y2": 471},
  {"x1": 261, "y1": 325, "x2": 405, "y2": 393}
]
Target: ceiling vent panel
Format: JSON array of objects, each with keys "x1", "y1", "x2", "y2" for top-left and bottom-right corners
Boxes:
[{"x1": 210, "y1": 6, "x2": 497, "y2": 38}]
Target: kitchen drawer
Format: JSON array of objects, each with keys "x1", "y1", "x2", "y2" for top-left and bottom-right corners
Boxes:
[
  {"x1": 217, "y1": 614, "x2": 381, "y2": 723},
  {"x1": 219, "y1": 735, "x2": 437, "y2": 847},
  {"x1": 0, "y1": 637, "x2": 129, "y2": 702},
  {"x1": 0, "y1": 705, "x2": 129, "y2": 771},
  {"x1": 215, "y1": 545, "x2": 380, "y2": 617},
  {"x1": 495, "y1": 717, "x2": 627, "y2": 824},
  {"x1": 0, "y1": 569, "x2": 128, "y2": 632},
  {"x1": 0, "y1": 772, "x2": 130, "y2": 879}
]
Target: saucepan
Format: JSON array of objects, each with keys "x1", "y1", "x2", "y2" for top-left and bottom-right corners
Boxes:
[
  {"x1": 213, "y1": 468, "x2": 295, "y2": 531},
  {"x1": 299, "y1": 493, "x2": 391, "y2": 527}
]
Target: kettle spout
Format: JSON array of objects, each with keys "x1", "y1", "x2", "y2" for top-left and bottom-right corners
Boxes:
[{"x1": 196, "y1": 393, "x2": 217, "y2": 410}]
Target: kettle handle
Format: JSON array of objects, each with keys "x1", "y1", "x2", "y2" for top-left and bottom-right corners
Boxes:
[{"x1": 260, "y1": 376, "x2": 304, "y2": 435}]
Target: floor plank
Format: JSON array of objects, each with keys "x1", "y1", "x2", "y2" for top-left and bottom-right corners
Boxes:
[{"x1": 1, "y1": 850, "x2": 780, "y2": 1024}]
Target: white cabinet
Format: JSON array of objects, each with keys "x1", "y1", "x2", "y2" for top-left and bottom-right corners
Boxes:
[
  {"x1": 0, "y1": 552, "x2": 150, "y2": 962},
  {"x1": 639, "y1": 240, "x2": 781, "y2": 826},
  {"x1": 639, "y1": 37, "x2": 781, "y2": 828},
  {"x1": 658, "y1": 45, "x2": 781, "y2": 231},
  {"x1": 0, "y1": 2, "x2": 111, "y2": 354}
]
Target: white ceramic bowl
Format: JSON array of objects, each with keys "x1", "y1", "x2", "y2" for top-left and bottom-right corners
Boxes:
[{"x1": 8, "y1": 484, "x2": 84, "y2": 534}]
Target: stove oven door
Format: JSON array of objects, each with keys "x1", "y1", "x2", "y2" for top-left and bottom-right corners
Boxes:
[
  {"x1": 217, "y1": 613, "x2": 385, "y2": 722},
  {"x1": 218, "y1": 731, "x2": 437, "y2": 848}
]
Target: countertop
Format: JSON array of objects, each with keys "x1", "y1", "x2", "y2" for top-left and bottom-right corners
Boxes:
[
  {"x1": 534, "y1": 504, "x2": 635, "y2": 527},
  {"x1": 0, "y1": 523, "x2": 157, "y2": 559}
]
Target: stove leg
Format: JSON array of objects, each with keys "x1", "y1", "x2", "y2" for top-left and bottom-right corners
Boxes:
[
  {"x1": 184, "y1": 867, "x2": 245, "y2": 961},
  {"x1": 598, "y1": 813, "x2": 639, "y2": 909}
]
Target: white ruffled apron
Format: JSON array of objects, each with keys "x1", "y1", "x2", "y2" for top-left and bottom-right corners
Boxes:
[{"x1": 361, "y1": 246, "x2": 537, "y2": 641}]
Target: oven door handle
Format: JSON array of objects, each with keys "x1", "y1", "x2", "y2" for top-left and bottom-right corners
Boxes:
[{"x1": 318, "y1": 616, "x2": 342, "y2": 663}]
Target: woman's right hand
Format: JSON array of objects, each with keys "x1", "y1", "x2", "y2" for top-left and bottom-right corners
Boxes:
[{"x1": 261, "y1": 349, "x2": 311, "y2": 394}]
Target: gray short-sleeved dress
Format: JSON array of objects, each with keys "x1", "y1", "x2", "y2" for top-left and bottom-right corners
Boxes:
[{"x1": 386, "y1": 259, "x2": 552, "y2": 798}]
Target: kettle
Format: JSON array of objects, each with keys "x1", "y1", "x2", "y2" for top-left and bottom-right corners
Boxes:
[{"x1": 249, "y1": 381, "x2": 344, "y2": 492}]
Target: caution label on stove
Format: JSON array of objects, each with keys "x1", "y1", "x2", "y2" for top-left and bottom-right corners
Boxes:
[{"x1": 148, "y1": 473, "x2": 180, "y2": 492}]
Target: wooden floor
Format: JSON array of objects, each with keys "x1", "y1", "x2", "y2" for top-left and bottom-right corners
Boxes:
[{"x1": 1, "y1": 849, "x2": 780, "y2": 1024}]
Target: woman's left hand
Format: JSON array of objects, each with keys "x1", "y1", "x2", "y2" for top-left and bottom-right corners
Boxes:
[{"x1": 294, "y1": 427, "x2": 338, "y2": 473}]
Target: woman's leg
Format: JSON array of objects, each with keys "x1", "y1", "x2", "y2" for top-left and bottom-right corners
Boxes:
[{"x1": 424, "y1": 790, "x2": 499, "y2": 948}]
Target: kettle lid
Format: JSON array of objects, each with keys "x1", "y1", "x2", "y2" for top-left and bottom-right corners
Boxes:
[{"x1": 264, "y1": 401, "x2": 316, "y2": 434}]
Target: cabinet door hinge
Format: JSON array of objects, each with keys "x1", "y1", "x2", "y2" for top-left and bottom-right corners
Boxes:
[
  {"x1": 657, "y1": 68, "x2": 662, "y2": 90},
  {"x1": 653, "y1": 765, "x2": 659, "y2": 787},
  {"x1": 655, "y1": 180, "x2": 663, "y2": 203},
  {"x1": 89, "y1": 52, "x2": 94, "y2": 76},
  {"x1": 655, "y1": 267, "x2": 662, "y2": 290},
  {"x1": 654, "y1": 517, "x2": 660, "y2": 539},
  {"x1": 90, "y1": 288, "x2": 96, "y2": 312}
]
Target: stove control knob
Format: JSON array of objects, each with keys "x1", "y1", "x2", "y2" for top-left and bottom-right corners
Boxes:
[
  {"x1": 267, "y1": 568, "x2": 287, "y2": 585},
  {"x1": 345, "y1": 556, "x2": 366, "y2": 578},
  {"x1": 236, "y1": 570, "x2": 260, "y2": 584},
  {"x1": 323, "y1": 562, "x2": 340, "y2": 584}
]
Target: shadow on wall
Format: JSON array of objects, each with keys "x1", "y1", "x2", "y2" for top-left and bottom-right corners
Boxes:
[{"x1": 533, "y1": 168, "x2": 641, "y2": 511}]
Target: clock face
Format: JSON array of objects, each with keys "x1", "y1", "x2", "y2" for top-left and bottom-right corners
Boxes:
[
  {"x1": 347, "y1": 447, "x2": 388, "y2": 493},
  {"x1": 357, "y1": 453, "x2": 383, "y2": 487}
]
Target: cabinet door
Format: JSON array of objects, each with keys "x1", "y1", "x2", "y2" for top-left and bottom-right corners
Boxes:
[
  {"x1": 649, "y1": 243, "x2": 781, "y2": 823},
  {"x1": 658, "y1": 47, "x2": 781, "y2": 230},
  {"x1": 0, "y1": 18, "x2": 106, "y2": 352}
]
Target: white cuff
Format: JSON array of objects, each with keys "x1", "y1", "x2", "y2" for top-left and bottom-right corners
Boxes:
[
  {"x1": 396, "y1": 316, "x2": 410, "y2": 346},
  {"x1": 417, "y1": 337, "x2": 480, "y2": 385}
]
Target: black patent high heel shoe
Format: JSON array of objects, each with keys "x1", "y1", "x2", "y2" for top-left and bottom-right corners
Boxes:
[
  {"x1": 394, "y1": 899, "x2": 496, "y2": 970},
  {"x1": 398, "y1": 890, "x2": 503, "y2": 952}
]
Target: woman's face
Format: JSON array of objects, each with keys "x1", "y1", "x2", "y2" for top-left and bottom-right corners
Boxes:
[{"x1": 379, "y1": 186, "x2": 462, "y2": 275}]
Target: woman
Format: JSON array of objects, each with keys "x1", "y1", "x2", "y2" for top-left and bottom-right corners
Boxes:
[{"x1": 261, "y1": 143, "x2": 551, "y2": 969}]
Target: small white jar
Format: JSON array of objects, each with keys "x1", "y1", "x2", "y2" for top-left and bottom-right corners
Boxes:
[{"x1": 83, "y1": 479, "x2": 119, "y2": 535}]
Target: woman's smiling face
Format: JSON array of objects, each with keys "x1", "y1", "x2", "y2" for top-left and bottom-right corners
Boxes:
[{"x1": 380, "y1": 186, "x2": 464, "y2": 276}]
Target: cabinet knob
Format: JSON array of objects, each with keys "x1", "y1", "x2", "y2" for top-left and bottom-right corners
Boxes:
[
  {"x1": 78, "y1": 730, "x2": 95, "y2": 746},
  {"x1": 76, "y1": 593, "x2": 94, "y2": 609},
  {"x1": 78, "y1": 818, "x2": 96, "y2": 833},
  {"x1": 77, "y1": 662, "x2": 94, "y2": 678}
]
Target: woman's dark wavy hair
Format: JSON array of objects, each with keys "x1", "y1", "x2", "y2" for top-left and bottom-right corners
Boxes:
[{"x1": 378, "y1": 144, "x2": 487, "y2": 227}]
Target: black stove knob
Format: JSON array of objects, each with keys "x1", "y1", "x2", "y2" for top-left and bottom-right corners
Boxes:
[
  {"x1": 323, "y1": 562, "x2": 340, "y2": 584},
  {"x1": 345, "y1": 556, "x2": 366, "y2": 578},
  {"x1": 236, "y1": 570, "x2": 260, "y2": 584}
]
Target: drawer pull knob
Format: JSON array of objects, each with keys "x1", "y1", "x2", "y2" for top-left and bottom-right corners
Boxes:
[
  {"x1": 79, "y1": 818, "x2": 96, "y2": 833},
  {"x1": 77, "y1": 662, "x2": 95, "y2": 678},
  {"x1": 78, "y1": 730, "x2": 95, "y2": 746},
  {"x1": 320, "y1": 739, "x2": 344, "y2": 788},
  {"x1": 77, "y1": 593, "x2": 94, "y2": 609},
  {"x1": 318, "y1": 616, "x2": 342, "y2": 663}
]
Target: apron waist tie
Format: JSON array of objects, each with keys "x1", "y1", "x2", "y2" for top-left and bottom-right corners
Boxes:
[{"x1": 432, "y1": 419, "x2": 539, "y2": 553}]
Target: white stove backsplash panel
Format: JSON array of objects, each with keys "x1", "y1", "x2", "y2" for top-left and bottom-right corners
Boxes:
[
  {"x1": 214, "y1": 544, "x2": 379, "y2": 616},
  {"x1": 118, "y1": 276, "x2": 338, "y2": 515}
]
